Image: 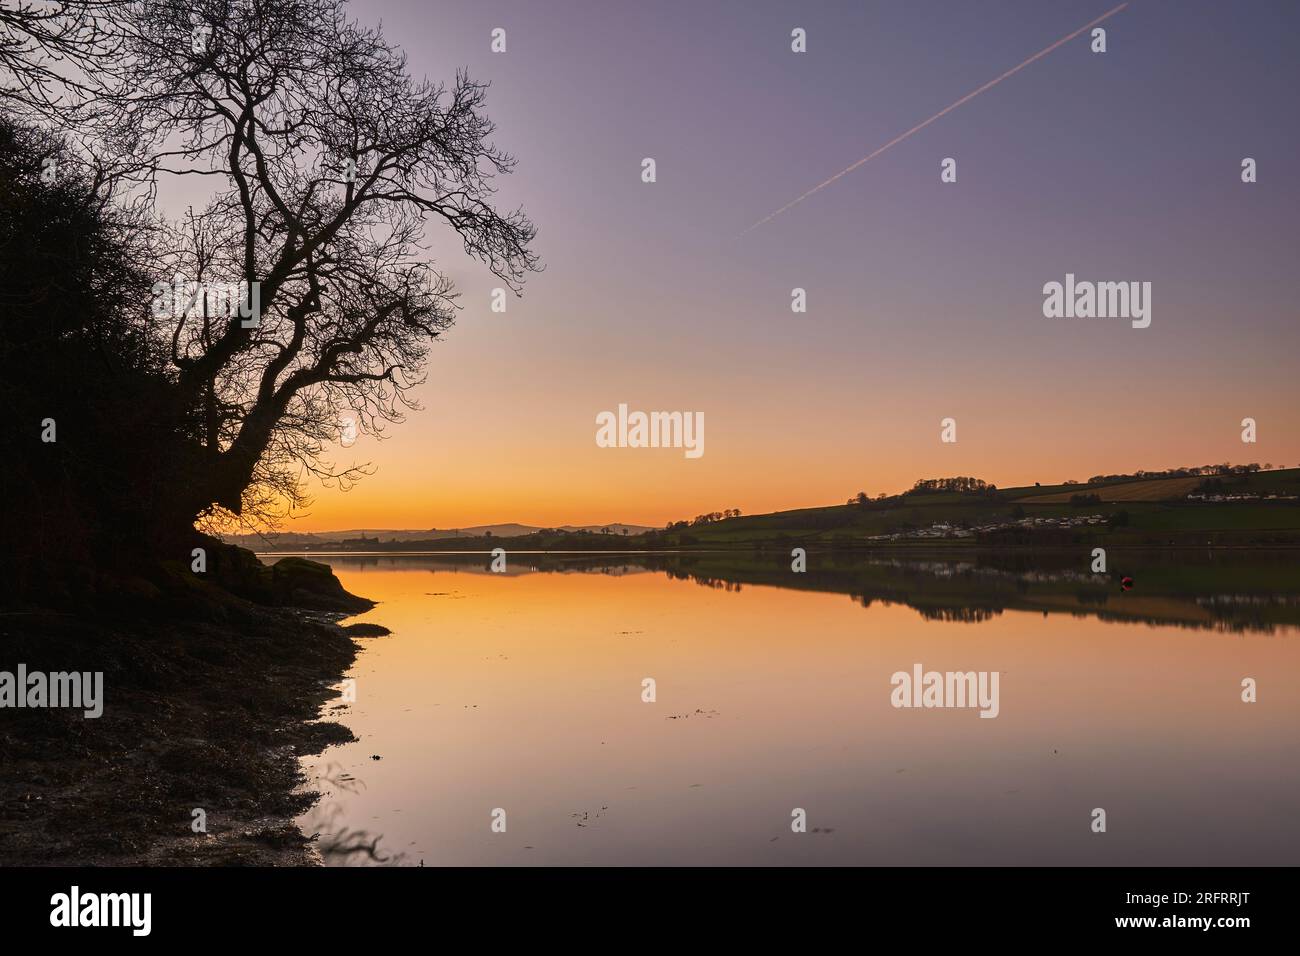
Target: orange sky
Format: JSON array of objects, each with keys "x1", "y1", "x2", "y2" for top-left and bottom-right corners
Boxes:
[
  {"x1": 288, "y1": 328, "x2": 1299, "y2": 531},
  {"x1": 223, "y1": 0, "x2": 1300, "y2": 533}
]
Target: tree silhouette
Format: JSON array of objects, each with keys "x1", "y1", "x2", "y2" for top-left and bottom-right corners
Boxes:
[
  {"x1": 0, "y1": 115, "x2": 166, "y2": 589},
  {"x1": 0, "y1": 0, "x2": 126, "y2": 113},
  {"x1": 1, "y1": 0, "x2": 539, "y2": 591},
  {"x1": 80, "y1": 0, "x2": 540, "y2": 531}
]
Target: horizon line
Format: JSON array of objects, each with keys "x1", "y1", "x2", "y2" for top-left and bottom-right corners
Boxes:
[{"x1": 224, "y1": 461, "x2": 1293, "y2": 536}]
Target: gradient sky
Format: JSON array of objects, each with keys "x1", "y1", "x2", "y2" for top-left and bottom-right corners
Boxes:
[{"x1": 185, "y1": 0, "x2": 1300, "y2": 530}]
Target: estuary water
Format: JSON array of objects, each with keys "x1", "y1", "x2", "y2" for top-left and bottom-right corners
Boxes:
[{"x1": 270, "y1": 550, "x2": 1300, "y2": 866}]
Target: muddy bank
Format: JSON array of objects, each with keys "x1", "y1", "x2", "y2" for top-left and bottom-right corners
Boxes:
[{"x1": 0, "y1": 559, "x2": 376, "y2": 866}]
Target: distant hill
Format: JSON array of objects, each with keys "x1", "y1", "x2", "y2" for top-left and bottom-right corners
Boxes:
[
  {"x1": 1012, "y1": 476, "x2": 1204, "y2": 503},
  {"x1": 223, "y1": 522, "x2": 658, "y2": 549},
  {"x1": 662, "y1": 467, "x2": 1300, "y2": 549},
  {"x1": 224, "y1": 468, "x2": 1300, "y2": 553}
]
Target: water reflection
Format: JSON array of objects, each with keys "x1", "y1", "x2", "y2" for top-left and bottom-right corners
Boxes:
[
  {"x1": 278, "y1": 549, "x2": 1300, "y2": 633},
  {"x1": 301, "y1": 762, "x2": 405, "y2": 866},
  {"x1": 276, "y1": 549, "x2": 1300, "y2": 866}
]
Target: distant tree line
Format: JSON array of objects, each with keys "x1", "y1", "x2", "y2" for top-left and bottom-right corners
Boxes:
[
  {"x1": 907, "y1": 477, "x2": 998, "y2": 494},
  {"x1": 665, "y1": 509, "x2": 742, "y2": 531},
  {"x1": 1085, "y1": 463, "x2": 1271, "y2": 484},
  {"x1": 846, "y1": 491, "x2": 890, "y2": 506}
]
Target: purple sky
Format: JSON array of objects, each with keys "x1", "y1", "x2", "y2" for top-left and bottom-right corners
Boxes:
[{"x1": 205, "y1": 0, "x2": 1300, "y2": 528}]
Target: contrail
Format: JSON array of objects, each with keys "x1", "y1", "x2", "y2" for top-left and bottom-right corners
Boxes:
[{"x1": 741, "y1": 2, "x2": 1130, "y2": 235}]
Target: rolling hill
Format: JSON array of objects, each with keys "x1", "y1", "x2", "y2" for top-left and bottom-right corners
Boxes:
[
  {"x1": 1013, "y1": 476, "x2": 1204, "y2": 503},
  {"x1": 228, "y1": 469, "x2": 1300, "y2": 553},
  {"x1": 223, "y1": 523, "x2": 658, "y2": 549}
]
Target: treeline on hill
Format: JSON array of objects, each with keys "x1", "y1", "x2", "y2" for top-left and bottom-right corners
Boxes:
[
  {"x1": 907, "y1": 477, "x2": 998, "y2": 494},
  {"x1": 1083, "y1": 463, "x2": 1277, "y2": 483},
  {"x1": 665, "y1": 509, "x2": 743, "y2": 530},
  {"x1": 846, "y1": 478, "x2": 996, "y2": 506}
]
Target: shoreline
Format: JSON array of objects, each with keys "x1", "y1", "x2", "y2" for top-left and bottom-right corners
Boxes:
[
  {"x1": 250, "y1": 542, "x2": 1300, "y2": 556},
  {"x1": 0, "y1": 576, "x2": 373, "y2": 866}
]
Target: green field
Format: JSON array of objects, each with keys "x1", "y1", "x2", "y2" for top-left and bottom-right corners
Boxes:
[{"x1": 654, "y1": 468, "x2": 1300, "y2": 550}]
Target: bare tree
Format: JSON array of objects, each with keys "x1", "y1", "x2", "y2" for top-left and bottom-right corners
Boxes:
[
  {"x1": 87, "y1": 0, "x2": 539, "y2": 530},
  {"x1": 0, "y1": 0, "x2": 127, "y2": 113}
]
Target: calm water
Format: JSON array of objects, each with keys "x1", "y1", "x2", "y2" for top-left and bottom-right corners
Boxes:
[{"x1": 277, "y1": 551, "x2": 1300, "y2": 866}]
